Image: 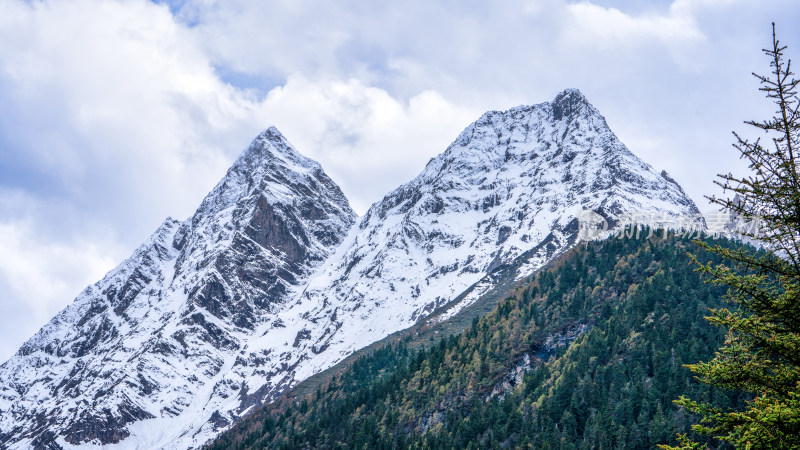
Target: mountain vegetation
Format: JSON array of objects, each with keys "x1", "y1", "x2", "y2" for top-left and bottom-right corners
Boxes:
[{"x1": 209, "y1": 232, "x2": 748, "y2": 449}]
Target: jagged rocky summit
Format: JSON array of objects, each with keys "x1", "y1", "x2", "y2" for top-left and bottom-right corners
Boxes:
[
  {"x1": 0, "y1": 128, "x2": 356, "y2": 449},
  {"x1": 0, "y1": 89, "x2": 702, "y2": 449}
]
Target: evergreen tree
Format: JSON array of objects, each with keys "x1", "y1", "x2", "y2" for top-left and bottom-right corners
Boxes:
[{"x1": 666, "y1": 24, "x2": 800, "y2": 449}]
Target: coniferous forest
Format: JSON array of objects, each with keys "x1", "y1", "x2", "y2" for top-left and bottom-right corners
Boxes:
[{"x1": 209, "y1": 233, "x2": 750, "y2": 449}]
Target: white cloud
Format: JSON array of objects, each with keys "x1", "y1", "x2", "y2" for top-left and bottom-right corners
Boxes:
[
  {"x1": 564, "y1": 2, "x2": 706, "y2": 52},
  {"x1": 0, "y1": 0, "x2": 265, "y2": 223},
  {"x1": 0, "y1": 0, "x2": 799, "y2": 363},
  {"x1": 0, "y1": 0, "x2": 261, "y2": 361}
]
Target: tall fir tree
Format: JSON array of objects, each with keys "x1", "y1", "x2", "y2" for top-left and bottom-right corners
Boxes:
[{"x1": 665, "y1": 23, "x2": 800, "y2": 450}]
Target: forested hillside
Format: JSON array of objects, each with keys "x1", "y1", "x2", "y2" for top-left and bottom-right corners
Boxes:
[{"x1": 209, "y1": 233, "x2": 748, "y2": 449}]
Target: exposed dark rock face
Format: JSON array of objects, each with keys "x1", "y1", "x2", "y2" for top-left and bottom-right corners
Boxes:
[
  {"x1": 62, "y1": 403, "x2": 154, "y2": 445},
  {"x1": 208, "y1": 410, "x2": 230, "y2": 431}
]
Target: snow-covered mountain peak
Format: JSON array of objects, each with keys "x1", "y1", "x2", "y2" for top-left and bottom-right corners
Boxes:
[
  {"x1": 0, "y1": 92, "x2": 702, "y2": 449},
  {"x1": 179, "y1": 125, "x2": 355, "y2": 276},
  {"x1": 365, "y1": 88, "x2": 693, "y2": 230},
  {"x1": 193, "y1": 126, "x2": 335, "y2": 223},
  {"x1": 289, "y1": 91, "x2": 703, "y2": 417},
  {"x1": 0, "y1": 127, "x2": 356, "y2": 449},
  {"x1": 446, "y1": 88, "x2": 603, "y2": 161},
  {"x1": 550, "y1": 87, "x2": 590, "y2": 119},
  {"x1": 229, "y1": 126, "x2": 322, "y2": 178}
]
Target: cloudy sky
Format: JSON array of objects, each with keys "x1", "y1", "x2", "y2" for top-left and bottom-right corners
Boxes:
[{"x1": 0, "y1": 0, "x2": 798, "y2": 361}]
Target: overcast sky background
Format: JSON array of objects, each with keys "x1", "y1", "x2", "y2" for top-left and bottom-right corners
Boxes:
[{"x1": 0, "y1": 0, "x2": 798, "y2": 361}]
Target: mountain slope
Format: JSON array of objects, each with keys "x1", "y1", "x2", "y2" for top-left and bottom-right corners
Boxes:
[
  {"x1": 254, "y1": 88, "x2": 703, "y2": 405},
  {"x1": 210, "y1": 234, "x2": 748, "y2": 449},
  {"x1": 0, "y1": 128, "x2": 356, "y2": 449},
  {"x1": 0, "y1": 89, "x2": 704, "y2": 449}
]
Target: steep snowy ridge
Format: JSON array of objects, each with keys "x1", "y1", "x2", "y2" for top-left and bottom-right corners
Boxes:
[
  {"x1": 0, "y1": 128, "x2": 356, "y2": 449},
  {"x1": 0, "y1": 90, "x2": 703, "y2": 449}
]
